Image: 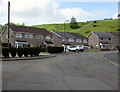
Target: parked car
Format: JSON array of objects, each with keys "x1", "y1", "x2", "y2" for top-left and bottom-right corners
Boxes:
[{"x1": 68, "y1": 46, "x2": 84, "y2": 52}]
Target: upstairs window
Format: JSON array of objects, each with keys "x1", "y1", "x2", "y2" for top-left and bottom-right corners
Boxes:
[
  {"x1": 83, "y1": 39, "x2": 87, "y2": 43},
  {"x1": 68, "y1": 38, "x2": 74, "y2": 42},
  {"x1": 109, "y1": 38, "x2": 112, "y2": 41},
  {"x1": 36, "y1": 34, "x2": 43, "y2": 39},
  {"x1": 15, "y1": 33, "x2": 22, "y2": 38},
  {"x1": 25, "y1": 33, "x2": 33, "y2": 38},
  {"x1": 76, "y1": 39, "x2": 82, "y2": 42}
]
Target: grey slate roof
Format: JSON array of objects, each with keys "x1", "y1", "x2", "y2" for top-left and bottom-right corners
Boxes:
[
  {"x1": 9, "y1": 25, "x2": 51, "y2": 35},
  {"x1": 67, "y1": 32, "x2": 87, "y2": 39},
  {"x1": 93, "y1": 32, "x2": 114, "y2": 39},
  {"x1": 53, "y1": 31, "x2": 75, "y2": 39}
]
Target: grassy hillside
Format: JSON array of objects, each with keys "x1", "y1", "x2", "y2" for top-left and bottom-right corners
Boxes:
[{"x1": 32, "y1": 19, "x2": 118, "y2": 37}]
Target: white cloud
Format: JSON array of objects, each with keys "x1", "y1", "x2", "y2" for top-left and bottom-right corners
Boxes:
[
  {"x1": 112, "y1": 13, "x2": 118, "y2": 19},
  {"x1": 0, "y1": 0, "x2": 111, "y2": 26}
]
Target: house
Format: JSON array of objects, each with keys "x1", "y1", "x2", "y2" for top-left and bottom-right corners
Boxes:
[
  {"x1": 88, "y1": 31, "x2": 116, "y2": 49},
  {"x1": 1, "y1": 25, "x2": 54, "y2": 47},
  {"x1": 108, "y1": 32, "x2": 120, "y2": 48},
  {"x1": 51, "y1": 31, "x2": 88, "y2": 48}
]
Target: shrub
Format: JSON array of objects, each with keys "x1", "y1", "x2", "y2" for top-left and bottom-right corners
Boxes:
[
  {"x1": 93, "y1": 25, "x2": 97, "y2": 27},
  {"x1": 28, "y1": 47, "x2": 35, "y2": 57},
  {"x1": 9, "y1": 47, "x2": 16, "y2": 58},
  {"x1": 40, "y1": 47, "x2": 47, "y2": 52},
  {"x1": 2, "y1": 47, "x2": 9, "y2": 58},
  {"x1": 34, "y1": 47, "x2": 41, "y2": 56},
  {"x1": 23, "y1": 47, "x2": 29, "y2": 57},
  {"x1": 47, "y1": 46, "x2": 64, "y2": 54},
  {"x1": 17, "y1": 48, "x2": 24, "y2": 57}
]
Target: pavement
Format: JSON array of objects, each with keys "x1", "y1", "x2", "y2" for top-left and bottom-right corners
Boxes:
[
  {"x1": 1, "y1": 54, "x2": 56, "y2": 61},
  {"x1": 2, "y1": 51, "x2": 118, "y2": 90}
]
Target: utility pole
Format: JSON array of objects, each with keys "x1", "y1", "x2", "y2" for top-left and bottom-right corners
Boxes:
[{"x1": 8, "y1": 1, "x2": 10, "y2": 48}]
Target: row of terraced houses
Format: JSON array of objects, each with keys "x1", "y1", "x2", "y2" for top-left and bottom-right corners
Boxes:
[{"x1": 1, "y1": 25, "x2": 119, "y2": 50}]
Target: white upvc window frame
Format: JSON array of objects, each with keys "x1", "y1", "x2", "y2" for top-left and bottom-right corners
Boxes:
[
  {"x1": 76, "y1": 39, "x2": 82, "y2": 42},
  {"x1": 36, "y1": 34, "x2": 43, "y2": 39},
  {"x1": 83, "y1": 39, "x2": 87, "y2": 43},
  {"x1": 15, "y1": 33, "x2": 22, "y2": 38},
  {"x1": 68, "y1": 38, "x2": 74, "y2": 42},
  {"x1": 25, "y1": 33, "x2": 33, "y2": 38},
  {"x1": 45, "y1": 36, "x2": 51, "y2": 40}
]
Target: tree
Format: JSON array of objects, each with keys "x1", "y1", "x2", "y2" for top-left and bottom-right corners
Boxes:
[{"x1": 70, "y1": 17, "x2": 79, "y2": 29}]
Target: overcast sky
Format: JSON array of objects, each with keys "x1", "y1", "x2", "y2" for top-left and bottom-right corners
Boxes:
[{"x1": 0, "y1": 0, "x2": 119, "y2": 26}]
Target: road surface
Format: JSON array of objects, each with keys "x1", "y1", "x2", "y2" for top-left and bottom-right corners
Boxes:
[{"x1": 2, "y1": 52, "x2": 118, "y2": 90}]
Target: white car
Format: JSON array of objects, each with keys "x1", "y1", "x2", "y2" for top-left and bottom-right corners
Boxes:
[{"x1": 68, "y1": 46, "x2": 84, "y2": 52}]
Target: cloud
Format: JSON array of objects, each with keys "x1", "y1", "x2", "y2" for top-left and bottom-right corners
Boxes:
[{"x1": 0, "y1": 0, "x2": 111, "y2": 26}]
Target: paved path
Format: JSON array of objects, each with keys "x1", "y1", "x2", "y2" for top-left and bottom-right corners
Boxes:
[{"x1": 2, "y1": 52, "x2": 118, "y2": 90}]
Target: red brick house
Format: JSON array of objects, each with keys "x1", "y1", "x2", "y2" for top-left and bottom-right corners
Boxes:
[{"x1": 1, "y1": 25, "x2": 54, "y2": 47}]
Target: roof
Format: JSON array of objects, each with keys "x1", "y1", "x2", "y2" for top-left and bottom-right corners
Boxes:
[
  {"x1": 92, "y1": 32, "x2": 113, "y2": 39},
  {"x1": 108, "y1": 32, "x2": 120, "y2": 39},
  {"x1": 53, "y1": 31, "x2": 75, "y2": 39},
  {"x1": 67, "y1": 32, "x2": 87, "y2": 39},
  {"x1": 9, "y1": 25, "x2": 51, "y2": 35}
]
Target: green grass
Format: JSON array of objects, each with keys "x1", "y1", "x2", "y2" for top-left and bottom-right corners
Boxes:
[{"x1": 31, "y1": 19, "x2": 118, "y2": 37}]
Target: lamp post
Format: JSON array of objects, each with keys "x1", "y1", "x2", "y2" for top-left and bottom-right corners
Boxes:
[
  {"x1": 8, "y1": 1, "x2": 10, "y2": 48},
  {"x1": 64, "y1": 20, "x2": 69, "y2": 52}
]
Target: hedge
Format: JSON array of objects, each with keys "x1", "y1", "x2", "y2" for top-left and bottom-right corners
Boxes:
[
  {"x1": 9, "y1": 47, "x2": 16, "y2": 58},
  {"x1": 23, "y1": 47, "x2": 29, "y2": 57},
  {"x1": 2, "y1": 43, "x2": 11, "y2": 47},
  {"x1": 47, "y1": 46, "x2": 64, "y2": 53},
  {"x1": 33, "y1": 47, "x2": 41, "y2": 56},
  {"x1": 17, "y1": 48, "x2": 24, "y2": 57},
  {"x1": 2, "y1": 47, "x2": 9, "y2": 58}
]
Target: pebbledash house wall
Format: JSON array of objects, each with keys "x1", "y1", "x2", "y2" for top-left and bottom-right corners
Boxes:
[
  {"x1": 1, "y1": 26, "x2": 44, "y2": 47},
  {"x1": 88, "y1": 33, "x2": 100, "y2": 49}
]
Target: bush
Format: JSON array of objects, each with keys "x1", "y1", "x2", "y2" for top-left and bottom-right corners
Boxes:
[
  {"x1": 93, "y1": 25, "x2": 97, "y2": 27},
  {"x1": 40, "y1": 47, "x2": 47, "y2": 52},
  {"x1": 2, "y1": 47, "x2": 9, "y2": 58},
  {"x1": 28, "y1": 47, "x2": 35, "y2": 57},
  {"x1": 33, "y1": 47, "x2": 41, "y2": 56},
  {"x1": 23, "y1": 47, "x2": 29, "y2": 57},
  {"x1": 17, "y1": 48, "x2": 24, "y2": 57},
  {"x1": 47, "y1": 46, "x2": 64, "y2": 54},
  {"x1": 9, "y1": 47, "x2": 16, "y2": 58}
]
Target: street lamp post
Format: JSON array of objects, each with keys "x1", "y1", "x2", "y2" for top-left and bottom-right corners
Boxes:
[
  {"x1": 8, "y1": 1, "x2": 10, "y2": 48},
  {"x1": 64, "y1": 20, "x2": 69, "y2": 52}
]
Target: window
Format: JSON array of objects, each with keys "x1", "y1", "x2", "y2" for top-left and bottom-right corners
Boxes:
[
  {"x1": 36, "y1": 34, "x2": 43, "y2": 39},
  {"x1": 109, "y1": 38, "x2": 112, "y2": 41},
  {"x1": 62, "y1": 38, "x2": 67, "y2": 41},
  {"x1": 45, "y1": 36, "x2": 51, "y2": 40},
  {"x1": 101, "y1": 38, "x2": 104, "y2": 40},
  {"x1": 68, "y1": 38, "x2": 74, "y2": 42},
  {"x1": 83, "y1": 39, "x2": 87, "y2": 43},
  {"x1": 16, "y1": 33, "x2": 22, "y2": 38},
  {"x1": 25, "y1": 34, "x2": 33, "y2": 38},
  {"x1": 76, "y1": 39, "x2": 82, "y2": 42}
]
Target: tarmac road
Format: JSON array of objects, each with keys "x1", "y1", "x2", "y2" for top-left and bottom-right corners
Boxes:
[{"x1": 2, "y1": 51, "x2": 118, "y2": 90}]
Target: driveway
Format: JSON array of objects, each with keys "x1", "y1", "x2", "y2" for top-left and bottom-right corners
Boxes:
[{"x1": 2, "y1": 52, "x2": 118, "y2": 90}]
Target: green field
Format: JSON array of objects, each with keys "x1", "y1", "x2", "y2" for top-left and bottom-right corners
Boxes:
[{"x1": 31, "y1": 19, "x2": 118, "y2": 37}]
